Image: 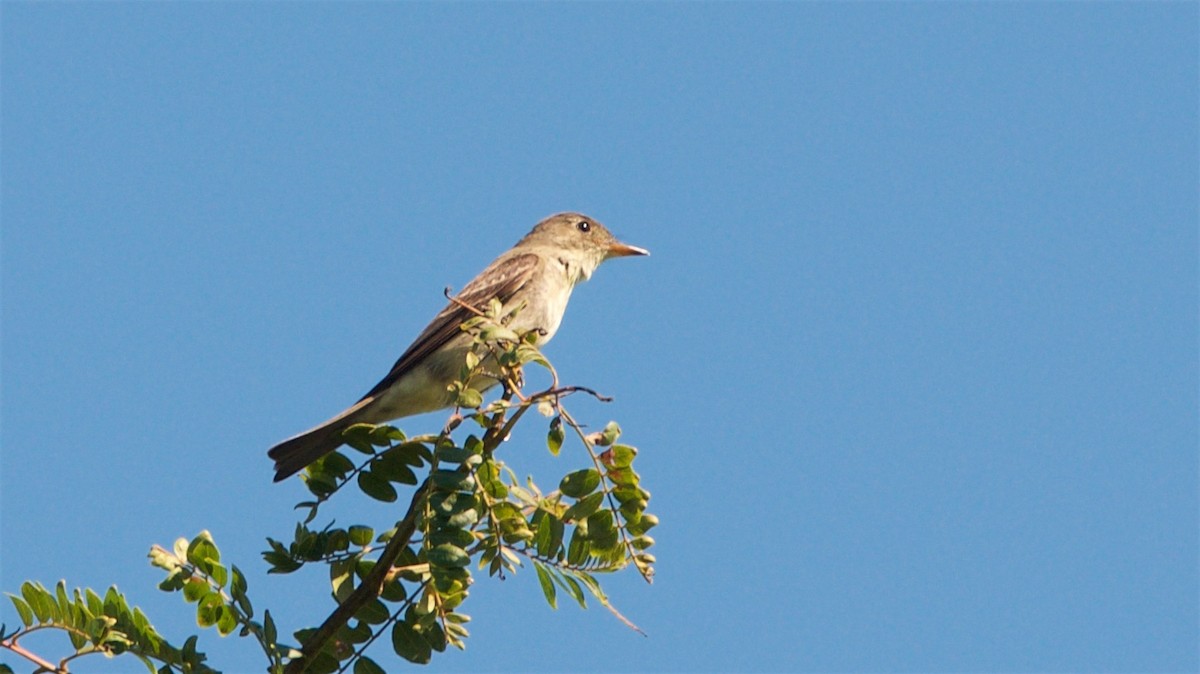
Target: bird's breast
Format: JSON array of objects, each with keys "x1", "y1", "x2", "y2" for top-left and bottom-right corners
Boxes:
[{"x1": 509, "y1": 270, "x2": 574, "y2": 346}]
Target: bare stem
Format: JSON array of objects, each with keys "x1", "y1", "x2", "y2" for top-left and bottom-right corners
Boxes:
[{"x1": 1, "y1": 635, "x2": 66, "y2": 673}]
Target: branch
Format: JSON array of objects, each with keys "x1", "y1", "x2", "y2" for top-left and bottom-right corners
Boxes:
[
  {"x1": 285, "y1": 479, "x2": 431, "y2": 674},
  {"x1": 1, "y1": 635, "x2": 63, "y2": 674},
  {"x1": 443, "y1": 287, "x2": 486, "y2": 317},
  {"x1": 530, "y1": 385, "x2": 613, "y2": 404}
]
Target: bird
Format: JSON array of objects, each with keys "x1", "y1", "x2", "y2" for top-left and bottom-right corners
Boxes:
[{"x1": 268, "y1": 212, "x2": 648, "y2": 481}]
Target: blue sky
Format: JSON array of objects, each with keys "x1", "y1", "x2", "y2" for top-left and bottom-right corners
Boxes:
[{"x1": 2, "y1": 3, "x2": 1196, "y2": 673}]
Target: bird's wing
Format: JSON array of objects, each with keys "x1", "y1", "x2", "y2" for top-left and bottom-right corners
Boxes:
[{"x1": 360, "y1": 252, "x2": 542, "y2": 400}]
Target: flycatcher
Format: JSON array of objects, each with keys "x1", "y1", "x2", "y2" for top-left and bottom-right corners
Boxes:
[{"x1": 268, "y1": 212, "x2": 648, "y2": 481}]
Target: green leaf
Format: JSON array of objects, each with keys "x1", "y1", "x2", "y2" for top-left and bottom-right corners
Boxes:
[
  {"x1": 479, "y1": 324, "x2": 519, "y2": 343},
  {"x1": 348, "y1": 525, "x2": 375, "y2": 547},
  {"x1": 435, "y1": 443, "x2": 473, "y2": 464},
  {"x1": 610, "y1": 444, "x2": 637, "y2": 467},
  {"x1": 517, "y1": 343, "x2": 550, "y2": 367},
  {"x1": 587, "y1": 510, "x2": 615, "y2": 534},
  {"x1": 187, "y1": 531, "x2": 220, "y2": 566},
  {"x1": 54, "y1": 581, "x2": 70, "y2": 620},
  {"x1": 322, "y1": 451, "x2": 355, "y2": 476},
  {"x1": 628, "y1": 513, "x2": 659, "y2": 535},
  {"x1": 102, "y1": 586, "x2": 121, "y2": 618},
  {"x1": 632, "y1": 535, "x2": 656, "y2": 550},
  {"x1": 369, "y1": 425, "x2": 405, "y2": 445},
  {"x1": 357, "y1": 470, "x2": 398, "y2": 502},
  {"x1": 22, "y1": 583, "x2": 51, "y2": 622},
  {"x1": 67, "y1": 623, "x2": 87, "y2": 649},
  {"x1": 326, "y1": 529, "x2": 351, "y2": 554},
  {"x1": 355, "y1": 598, "x2": 390, "y2": 625},
  {"x1": 381, "y1": 579, "x2": 408, "y2": 603},
  {"x1": 439, "y1": 589, "x2": 468, "y2": 611},
  {"x1": 612, "y1": 484, "x2": 647, "y2": 504},
  {"x1": 533, "y1": 562, "x2": 557, "y2": 609},
  {"x1": 533, "y1": 513, "x2": 562, "y2": 558},
  {"x1": 196, "y1": 592, "x2": 221, "y2": 627},
  {"x1": 230, "y1": 564, "x2": 248, "y2": 596},
  {"x1": 560, "y1": 574, "x2": 588, "y2": 609},
  {"x1": 427, "y1": 544, "x2": 470, "y2": 569},
  {"x1": 355, "y1": 558, "x2": 377, "y2": 581},
  {"x1": 373, "y1": 449, "x2": 420, "y2": 484},
  {"x1": 429, "y1": 526, "x2": 474, "y2": 548},
  {"x1": 341, "y1": 620, "x2": 372, "y2": 645},
  {"x1": 560, "y1": 469, "x2": 600, "y2": 498},
  {"x1": 331, "y1": 559, "x2": 355, "y2": 603},
  {"x1": 447, "y1": 506, "x2": 480, "y2": 528},
  {"x1": 182, "y1": 579, "x2": 208, "y2": 603},
  {"x1": 85, "y1": 588, "x2": 104, "y2": 617},
  {"x1": 547, "y1": 417, "x2": 564, "y2": 456},
  {"x1": 341, "y1": 424, "x2": 377, "y2": 454},
  {"x1": 354, "y1": 656, "x2": 387, "y2": 674},
  {"x1": 8, "y1": 595, "x2": 33, "y2": 626},
  {"x1": 432, "y1": 568, "x2": 469, "y2": 594},
  {"x1": 182, "y1": 634, "x2": 199, "y2": 662},
  {"x1": 589, "y1": 528, "x2": 621, "y2": 554},
  {"x1": 464, "y1": 434, "x2": 484, "y2": 454},
  {"x1": 432, "y1": 469, "x2": 475, "y2": 492},
  {"x1": 392, "y1": 621, "x2": 432, "y2": 664},
  {"x1": 606, "y1": 467, "x2": 639, "y2": 487},
  {"x1": 216, "y1": 605, "x2": 238, "y2": 636},
  {"x1": 392, "y1": 441, "x2": 432, "y2": 466},
  {"x1": 489, "y1": 500, "x2": 522, "y2": 521},
  {"x1": 228, "y1": 565, "x2": 252, "y2": 617},
  {"x1": 422, "y1": 620, "x2": 448, "y2": 653},
  {"x1": 304, "y1": 472, "x2": 338, "y2": 497},
  {"x1": 73, "y1": 587, "x2": 92, "y2": 619},
  {"x1": 209, "y1": 562, "x2": 229, "y2": 589},
  {"x1": 562, "y1": 492, "x2": 605, "y2": 522},
  {"x1": 598, "y1": 421, "x2": 621, "y2": 446},
  {"x1": 263, "y1": 610, "x2": 277, "y2": 644},
  {"x1": 456, "y1": 387, "x2": 483, "y2": 409},
  {"x1": 460, "y1": 349, "x2": 481, "y2": 377},
  {"x1": 430, "y1": 491, "x2": 475, "y2": 516},
  {"x1": 476, "y1": 459, "x2": 506, "y2": 498},
  {"x1": 264, "y1": 552, "x2": 302, "y2": 574},
  {"x1": 567, "y1": 528, "x2": 590, "y2": 565}
]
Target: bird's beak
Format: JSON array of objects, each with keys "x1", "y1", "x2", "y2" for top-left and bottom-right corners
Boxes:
[{"x1": 606, "y1": 240, "x2": 650, "y2": 258}]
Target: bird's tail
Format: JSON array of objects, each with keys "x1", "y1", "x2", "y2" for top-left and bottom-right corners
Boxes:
[{"x1": 269, "y1": 398, "x2": 374, "y2": 482}]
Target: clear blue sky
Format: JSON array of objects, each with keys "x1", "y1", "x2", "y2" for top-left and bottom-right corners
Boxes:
[{"x1": 3, "y1": 3, "x2": 1196, "y2": 673}]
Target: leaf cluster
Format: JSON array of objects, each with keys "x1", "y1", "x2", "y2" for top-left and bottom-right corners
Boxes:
[
  {"x1": 3, "y1": 579, "x2": 212, "y2": 674},
  {"x1": 150, "y1": 532, "x2": 285, "y2": 672}
]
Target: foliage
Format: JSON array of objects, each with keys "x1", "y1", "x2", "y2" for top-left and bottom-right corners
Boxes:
[{"x1": 1, "y1": 301, "x2": 655, "y2": 673}]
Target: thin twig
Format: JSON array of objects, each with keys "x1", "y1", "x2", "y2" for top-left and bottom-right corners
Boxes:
[
  {"x1": 1, "y1": 636, "x2": 65, "y2": 673},
  {"x1": 532, "y1": 385, "x2": 612, "y2": 404},
  {"x1": 443, "y1": 288, "x2": 487, "y2": 317}
]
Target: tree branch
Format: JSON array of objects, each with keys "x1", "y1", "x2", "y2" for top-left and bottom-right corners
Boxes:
[
  {"x1": 285, "y1": 479, "x2": 431, "y2": 674},
  {"x1": 1, "y1": 635, "x2": 64, "y2": 674}
]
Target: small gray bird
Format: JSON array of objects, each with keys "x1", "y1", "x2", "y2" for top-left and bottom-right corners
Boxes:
[{"x1": 268, "y1": 212, "x2": 647, "y2": 481}]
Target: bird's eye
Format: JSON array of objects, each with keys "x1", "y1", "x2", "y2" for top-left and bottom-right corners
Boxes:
[{"x1": 576, "y1": 220, "x2": 591, "y2": 233}]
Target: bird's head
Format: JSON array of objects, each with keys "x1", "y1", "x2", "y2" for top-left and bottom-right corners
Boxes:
[{"x1": 517, "y1": 212, "x2": 648, "y2": 281}]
